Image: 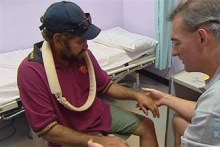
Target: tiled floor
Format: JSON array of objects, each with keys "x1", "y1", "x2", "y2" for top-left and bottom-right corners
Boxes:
[{"x1": 0, "y1": 74, "x2": 169, "y2": 147}]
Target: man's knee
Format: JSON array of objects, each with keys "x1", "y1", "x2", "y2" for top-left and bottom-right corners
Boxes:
[
  {"x1": 142, "y1": 117, "x2": 155, "y2": 128},
  {"x1": 173, "y1": 113, "x2": 182, "y2": 127},
  {"x1": 172, "y1": 113, "x2": 188, "y2": 136},
  {"x1": 135, "y1": 117, "x2": 155, "y2": 136}
]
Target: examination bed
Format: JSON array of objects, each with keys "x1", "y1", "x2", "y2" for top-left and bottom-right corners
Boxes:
[{"x1": 0, "y1": 27, "x2": 157, "y2": 120}]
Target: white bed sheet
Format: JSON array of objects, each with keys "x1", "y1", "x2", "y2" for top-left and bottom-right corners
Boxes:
[
  {"x1": 0, "y1": 42, "x2": 155, "y2": 106},
  {"x1": 88, "y1": 41, "x2": 155, "y2": 71},
  {"x1": 0, "y1": 49, "x2": 33, "y2": 106}
]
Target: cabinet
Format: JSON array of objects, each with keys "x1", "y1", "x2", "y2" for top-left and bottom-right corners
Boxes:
[{"x1": 165, "y1": 71, "x2": 207, "y2": 147}]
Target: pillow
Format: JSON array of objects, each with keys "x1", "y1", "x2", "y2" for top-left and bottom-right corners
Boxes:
[{"x1": 92, "y1": 27, "x2": 158, "y2": 52}]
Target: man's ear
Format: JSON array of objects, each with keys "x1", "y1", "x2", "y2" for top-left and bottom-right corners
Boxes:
[
  {"x1": 53, "y1": 33, "x2": 64, "y2": 48},
  {"x1": 198, "y1": 28, "x2": 208, "y2": 45}
]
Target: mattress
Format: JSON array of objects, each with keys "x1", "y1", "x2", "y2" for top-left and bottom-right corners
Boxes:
[
  {"x1": 0, "y1": 41, "x2": 155, "y2": 111},
  {"x1": 0, "y1": 49, "x2": 33, "y2": 106},
  {"x1": 88, "y1": 41, "x2": 155, "y2": 71}
]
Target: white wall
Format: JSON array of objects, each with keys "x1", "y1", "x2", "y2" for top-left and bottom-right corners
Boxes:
[
  {"x1": 123, "y1": 0, "x2": 156, "y2": 38},
  {"x1": 0, "y1": 0, "x2": 123, "y2": 53},
  {"x1": 0, "y1": 0, "x2": 184, "y2": 78}
]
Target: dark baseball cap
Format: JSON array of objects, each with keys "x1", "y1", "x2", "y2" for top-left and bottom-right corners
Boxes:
[{"x1": 39, "y1": 1, "x2": 101, "y2": 40}]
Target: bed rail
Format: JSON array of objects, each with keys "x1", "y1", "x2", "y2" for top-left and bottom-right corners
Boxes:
[
  {"x1": 0, "y1": 100, "x2": 24, "y2": 120},
  {"x1": 107, "y1": 54, "x2": 155, "y2": 84}
]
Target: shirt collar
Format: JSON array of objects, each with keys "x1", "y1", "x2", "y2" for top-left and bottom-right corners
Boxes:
[{"x1": 28, "y1": 41, "x2": 44, "y2": 63}]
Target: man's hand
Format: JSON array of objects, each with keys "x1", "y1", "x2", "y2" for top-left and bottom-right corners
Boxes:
[
  {"x1": 142, "y1": 88, "x2": 167, "y2": 107},
  {"x1": 89, "y1": 136, "x2": 129, "y2": 147},
  {"x1": 136, "y1": 91, "x2": 160, "y2": 118},
  {"x1": 88, "y1": 139, "x2": 104, "y2": 147}
]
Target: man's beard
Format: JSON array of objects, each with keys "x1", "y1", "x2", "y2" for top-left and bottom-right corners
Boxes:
[{"x1": 61, "y1": 42, "x2": 87, "y2": 62}]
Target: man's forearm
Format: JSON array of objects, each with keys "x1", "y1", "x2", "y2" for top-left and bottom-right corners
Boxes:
[
  {"x1": 162, "y1": 94, "x2": 196, "y2": 121},
  {"x1": 106, "y1": 83, "x2": 138, "y2": 100},
  {"x1": 42, "y1": 124, "x2": 100, "y2": 146}
]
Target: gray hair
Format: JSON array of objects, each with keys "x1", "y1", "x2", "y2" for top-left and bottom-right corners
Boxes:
[{"x1": 170, "y1": 0, "x2": 220, "y2": 42}]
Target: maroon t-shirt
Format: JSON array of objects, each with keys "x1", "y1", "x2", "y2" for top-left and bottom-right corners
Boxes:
[{"x1": 17, "y1": 42, "x2": 112, "y2": 146}]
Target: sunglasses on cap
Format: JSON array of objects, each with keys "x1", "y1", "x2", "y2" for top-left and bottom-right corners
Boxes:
[
  {"x1": 40, "y1": 13, "x2": 92, "y2": 33},
  {"x1": 67, "y1": 13, "x2": 92, "y2": 33}
]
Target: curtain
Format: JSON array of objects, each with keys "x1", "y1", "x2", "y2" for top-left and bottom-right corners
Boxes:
[{"x1": 155, "y1": 0, "x2": 176, "y2": 70}]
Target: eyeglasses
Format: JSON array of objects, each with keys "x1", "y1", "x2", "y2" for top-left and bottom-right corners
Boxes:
[
  {"x1": 66, "y1": 13, "x2": 92, "y2": 33},
  {"x1": 78, "y1": 13, "x2": 91, "y2": 30},
  {"x1": 40, "y1": 13, "x2": 92, "y2": 33}
]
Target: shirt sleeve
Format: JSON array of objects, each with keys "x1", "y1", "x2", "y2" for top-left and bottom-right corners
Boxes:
[
  {"x1": 87, "y1": 50, "x2": 112, "y2": 94},
  {"x1": 181, "y1": 136, "x2": 214, "y2": 147},
  {"x1": 17, "y1": 59, "x2": 57, "y2": 133},
  {"x1": 183, "y1": 112, "x2": 220, "y2": 146}
]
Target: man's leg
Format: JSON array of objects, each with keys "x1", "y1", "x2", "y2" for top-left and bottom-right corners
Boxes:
[
  {"x1": 110, "y1": 105, "x2": 158, "y2": 147},
  {"x1": 173, "y1": 113, "x2": 189, "y2": 147},
  {"x1": 132, "y1": 117, "x2": 158, "y2": 147}
]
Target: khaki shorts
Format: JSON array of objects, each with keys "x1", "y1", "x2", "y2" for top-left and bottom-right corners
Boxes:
[
  {"x1": 63, "y1": 105, "x2": 144, "y2": 147},
  {"x1": 109, "y1": 105, "x2": 145, "y2": 139}
]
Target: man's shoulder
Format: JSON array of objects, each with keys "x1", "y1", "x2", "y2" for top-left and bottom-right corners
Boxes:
[{"x1": 18, "y1": 56, "x2": 44, "y2": 77}]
